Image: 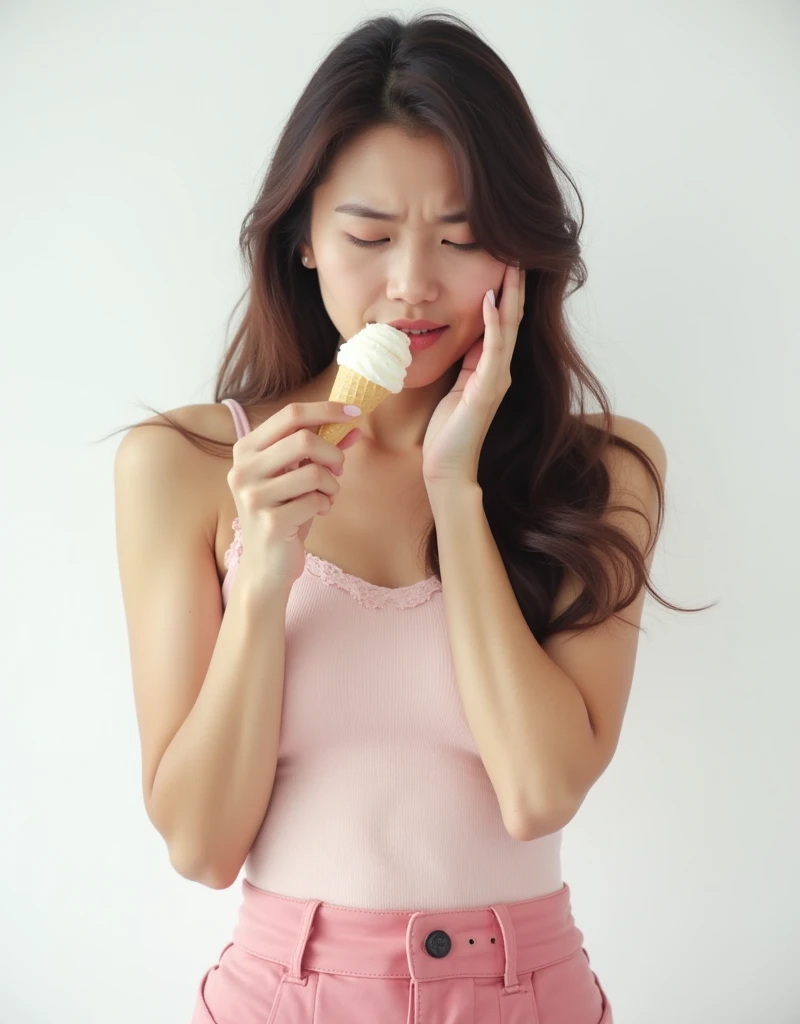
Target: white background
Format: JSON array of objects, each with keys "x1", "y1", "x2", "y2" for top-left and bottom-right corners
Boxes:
[{"x1": 1, "y1": 2, "x2": 798, "y2": 1022}]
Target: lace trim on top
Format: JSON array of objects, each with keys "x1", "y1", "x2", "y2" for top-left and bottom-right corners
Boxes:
[{"x1": 225, "y1": 518, "x2": 441, "y2": 611}]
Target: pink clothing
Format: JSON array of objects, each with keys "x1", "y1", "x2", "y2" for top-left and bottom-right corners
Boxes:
[
  {"x1": 189, "y1": 399, "x2": 614, "y2": 1021},
  {"x1": 218, "y1": 398, "x2": 563, "y2": 911},
  {"x1": 192, "y1": 880, "x2": 612, "y2": 1024}
]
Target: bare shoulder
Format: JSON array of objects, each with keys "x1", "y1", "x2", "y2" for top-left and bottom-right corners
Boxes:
[
  {"x1": 115, "y1": 401, "x2": 244, "y2": 475},
  {"x1": 114, "y1": 403, "x2": 247, "y2": 547},
  {"x1": 583, "y1": 411, "x2": 667, "y2": 483},
  {"x1": 579, "y1": 411, "x2": 668, "y2": 585},
  {"x1": 118, "y1": 398, "x2": 302, "y2": 580},
  {"x1": 120, "y1": 402, "x2": 243, "y2": 448},
  {"x1": 579, "y1": 411, "x2": 668, "y2": 566}
]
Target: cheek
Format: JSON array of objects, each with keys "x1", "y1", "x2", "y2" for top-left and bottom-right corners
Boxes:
[
  {"x1": 315, "y1": 235, "x2": 362, "y2": 275},
  {"x1": 456, "y1": 278, "x2": 495, "y2": 322},
  {"x1": 327, "y1": 254, "x2": 379, "y2": 301},
  {"x1": 457, "y1": 261, "x2": 502, "y2": 306}
]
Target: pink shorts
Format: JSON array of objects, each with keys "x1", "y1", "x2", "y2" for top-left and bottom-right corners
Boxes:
[{"x1": 192, "y1": 878, "x2": 613, "y2": 1023}]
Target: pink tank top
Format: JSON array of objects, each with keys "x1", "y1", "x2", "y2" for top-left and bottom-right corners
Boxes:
[{"x1": 220, "y1": 398, "x2": 562, "y2": 910}]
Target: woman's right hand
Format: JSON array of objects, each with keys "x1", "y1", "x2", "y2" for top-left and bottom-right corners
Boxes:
[{"x1": 226, "y1": 401, "x2": 362, "y2": 594}]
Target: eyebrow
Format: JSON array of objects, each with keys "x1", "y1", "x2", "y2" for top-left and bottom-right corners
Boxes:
[{"x1": 334, "y1": 202, "x2": 468, "y2": 224}]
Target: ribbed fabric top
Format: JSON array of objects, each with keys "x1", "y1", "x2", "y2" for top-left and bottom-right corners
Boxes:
[{"x1": 219, "y1": 399, "x2": 562, "y2": 910}]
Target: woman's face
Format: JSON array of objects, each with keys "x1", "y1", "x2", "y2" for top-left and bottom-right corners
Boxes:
[{"x1": 303, "y1": 124, "x2": 507, "y2": 388}]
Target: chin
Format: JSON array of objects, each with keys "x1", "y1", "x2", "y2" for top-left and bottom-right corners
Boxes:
[{"x1": 404, "y1": 353, "x2": 462, "y2": 386}]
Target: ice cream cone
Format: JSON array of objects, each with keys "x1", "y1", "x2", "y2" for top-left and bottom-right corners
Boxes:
[{"x1": 317, "y1": 365, "x2": 392, "y2": 446}]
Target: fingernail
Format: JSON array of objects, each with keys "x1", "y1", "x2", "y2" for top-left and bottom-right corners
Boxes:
[
  {"x1": 487, "y1": 289, "x2": 496, "y2": 308},
  {"x1": 343, "y1": 405, "x2": 362, "y2": 417}
]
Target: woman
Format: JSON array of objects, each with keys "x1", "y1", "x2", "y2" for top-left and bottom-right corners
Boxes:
[{"x1": 114, "y1": 12, "x2": 707, "y2": 1023}]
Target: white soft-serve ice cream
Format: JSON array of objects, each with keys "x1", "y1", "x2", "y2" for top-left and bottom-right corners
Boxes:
[
  {"x1": 336, "y1": 322, "x2": 412, "y2": 392},
  {"x1": 316, "y1": 323, "x2": 412, "y2": 446}
]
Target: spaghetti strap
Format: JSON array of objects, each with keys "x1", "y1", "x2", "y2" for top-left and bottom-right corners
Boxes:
[{"x1": 221, "y1": 398, "x2": 252, "y2": 441}]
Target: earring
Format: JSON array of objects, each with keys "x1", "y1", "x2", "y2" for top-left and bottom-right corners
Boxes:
[{"x1": 302, "y1": 256, "x2": 309, "y2": 266}]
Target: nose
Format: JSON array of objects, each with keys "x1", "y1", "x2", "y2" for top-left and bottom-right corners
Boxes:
[{"x1": 385, "y1": 244, "x2": 439, "y2": 306}]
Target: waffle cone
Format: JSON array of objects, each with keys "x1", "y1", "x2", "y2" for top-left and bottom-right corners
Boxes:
[{"x1": 317, "y1": 366, "x2": 393, "y2": 445}]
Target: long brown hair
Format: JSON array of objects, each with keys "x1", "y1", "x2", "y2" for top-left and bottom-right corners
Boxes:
[{"x1": 108, "y1": 11, "x2": 714, "y2": 640}]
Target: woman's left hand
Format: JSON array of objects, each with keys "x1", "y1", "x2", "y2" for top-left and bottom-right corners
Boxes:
[{"x1": 422, "y1": 262, "x2": 526, "y2": 487}]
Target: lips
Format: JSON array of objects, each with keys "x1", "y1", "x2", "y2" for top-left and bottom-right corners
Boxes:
[
  {"x1": 406, "y1": 326, "x2": 448, "y2": 351},
  {"x1": 388, "y1": 319, "x2": 447, "y2": 331},
  {"x1": 364, "y1": 321, "x2": 448, "y2": 350}
]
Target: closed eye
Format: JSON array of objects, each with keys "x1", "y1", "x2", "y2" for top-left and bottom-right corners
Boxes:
[{"x1": 345, "y1": 235, "x2": 480, "y2": 251}]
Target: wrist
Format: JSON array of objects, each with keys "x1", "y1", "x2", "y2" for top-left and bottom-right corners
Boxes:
[
  {"x1": 426, "y1": 479, "x2": 483, "y2": 507},
  {"x1": 230, "y1": 558, "x2": 295, "y2": 609}
]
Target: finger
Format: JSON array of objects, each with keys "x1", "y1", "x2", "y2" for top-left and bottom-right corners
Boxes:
[
  {"x1": 483, "y1": 287, "x2": 498, "y2": 325},
  {"x1": 499, "y1": 264, "x2": 518, "y2": 324}
]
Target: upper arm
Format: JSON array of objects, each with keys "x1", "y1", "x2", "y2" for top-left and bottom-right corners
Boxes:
[
  {"x1": 114, "y1": 408, "x2": 224, "y2": 826},
  {"x1": 541, "y1": 417, "x2": 668, "y2": 791}
]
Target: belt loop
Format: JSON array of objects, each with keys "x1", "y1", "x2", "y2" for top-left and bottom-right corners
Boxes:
[
  {"x1": 285, "y1": 899, "x2": 322, "y2": 986},
  {"x1": 489, "y1": 904, "x2": 521, "y2": 994}
]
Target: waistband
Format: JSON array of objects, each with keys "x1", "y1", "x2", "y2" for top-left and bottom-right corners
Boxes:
[{"x1": 233, "y1": 879, "x2": 584, "y2": 996}]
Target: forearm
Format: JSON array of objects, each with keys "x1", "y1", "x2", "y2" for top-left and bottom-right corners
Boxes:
[
  {"x1": 149, "y1": 566, "x2": 289, "y2": 886},
  {"x1": 428, "y1": 483, "x2": 596, "y2": 840}
]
